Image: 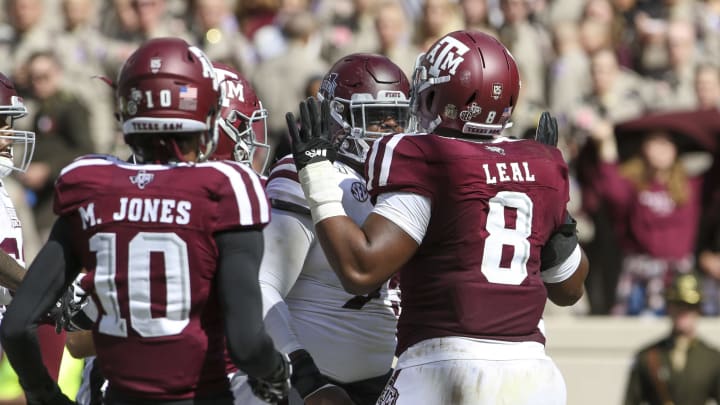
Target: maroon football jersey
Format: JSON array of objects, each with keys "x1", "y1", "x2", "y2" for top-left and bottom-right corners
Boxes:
[
  {"x1": 366, "y1": 134, "x2": 570, "y2": 355},
  {"x1": 54, "y1": 155, "x2": 270, "y2": 400}
]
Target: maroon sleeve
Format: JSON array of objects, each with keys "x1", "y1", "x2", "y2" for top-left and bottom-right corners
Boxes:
[
  {"x1": 53, "y1": 156, "x2": 113, "y2": 216},
  {"x1": 205, "y1": 161, "x2": 271, "y2": 234},
  {"x1": 592, "y1": 161, "x2": 635, "y2": 216},
  {"x1": 365, "y1": 134, "x2": 433, "y2": 202}
]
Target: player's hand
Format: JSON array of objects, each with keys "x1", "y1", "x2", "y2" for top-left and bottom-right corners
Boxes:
[
  {"x1": 248, "y1": 353, "x2": 292, "y2": 405},
  {"x1": 51, "y1": 274, "x2": 94, "y2": 333},
  {"x1": 285, "y1": 97, "x2": 336, "y2": 172},
  {"x1": 535, "y1": 111, "x2": 558, "y2": 147},
  {"x1": 305, "y1": 385, "x2": 356, "y2": 405}
]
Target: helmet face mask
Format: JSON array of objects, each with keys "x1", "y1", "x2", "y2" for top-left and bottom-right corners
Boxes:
[
  {"x1": 213, "y1": 62, "x2": 270, "y2": 174},
  {"x1": 0, "y1": 74, "x2": 35, "y2": 177},
  {"x1": 409, "y1": 30, "x2": 521, "y2": 138},
  {"x1": 319, "y1": 53, "x2": 411, "y2": 165},
  {"x1": 116, "y1": 38, "x2": 221, "y2": 163}
]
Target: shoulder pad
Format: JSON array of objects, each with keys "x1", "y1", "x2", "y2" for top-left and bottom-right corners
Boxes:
[{"x1": 265, "y1": 155, "x2": 309, "y2": 211}]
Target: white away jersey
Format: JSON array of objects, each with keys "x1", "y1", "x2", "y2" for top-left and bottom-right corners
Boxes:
[
  {"x1": 0, "y1": 179, "x2": 24, "y2": 316},
  {"x1": 262, "y1": 156, "x2": 400, "y2": 382}
]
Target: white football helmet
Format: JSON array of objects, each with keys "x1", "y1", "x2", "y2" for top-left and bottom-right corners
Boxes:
[{"x1": 0, "y1": 72, "x2": 35, "y2": 178}]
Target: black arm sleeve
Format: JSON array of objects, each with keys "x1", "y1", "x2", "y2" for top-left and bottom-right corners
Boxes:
[
  {"x1": 0, "y1": 216, "x2": 81, "y2": 399},
  {"x1": 215, "y1": 229, "x2": 283, "y2": 379}
]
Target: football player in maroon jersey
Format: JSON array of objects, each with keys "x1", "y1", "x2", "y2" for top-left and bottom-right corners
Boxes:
[
  {"x1": 0, "y1": 38, "x2": 290, "y2": 405},
  {"x1": 286, "y1": 30, "x2": 589, "y2": 404},
  {"x1": 211, "y1": 62, "x2": 270, "y2": 175}
]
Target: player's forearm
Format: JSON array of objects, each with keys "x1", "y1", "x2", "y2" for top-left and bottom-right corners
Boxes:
[
  {"x1": 216, "y1": 230, "x2": 284, "y2": 378},
  {"x1": 0, "y1": 238, "x2": 71, "y2": 396},
  {"x1": 545, "y1": 247, "x2": 589, "y2": 306},
  {"x1": 0, "y1": 248, "x2": 25, "y2": 291},
  {"x1": 316, "y1": 217, "x2": 388, "y2": 295}
]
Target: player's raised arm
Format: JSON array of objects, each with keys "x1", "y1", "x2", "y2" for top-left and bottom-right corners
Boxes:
[{"x1": 286, "y1": 98, "x2": 418, "y2": 295}]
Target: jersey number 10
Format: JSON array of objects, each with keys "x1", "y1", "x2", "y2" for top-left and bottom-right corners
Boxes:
[{"x1": 90, "y1": 232, "x2": 191, "y2": 338}]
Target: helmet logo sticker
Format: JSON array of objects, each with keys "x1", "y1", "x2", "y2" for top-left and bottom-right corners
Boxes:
[
  {"x1": 425, "y1": 36, "x2": 470, "y2": 77},
  {"x1": 150, "y1": 57, "x2": 162, "y2": 74},
  {"x1": 492, "y1": 83, "x2": 503, "y2": 100},
  {"x1": 350, "y1": 181, "x2": 369, "y2": 202},
  {"x1": 179, "y1": 86, "x2": 198, "y2": 111},
  {"x1": 129, "y1": 170, "x2": 155, "y2": 189},
  {"x1": 444, "y1": 104, "x2": 458, "y2": 119},
  {"x1": 320, "y1": 73, "x2": 338, "y2": 98},
  {"x1": 459, "y1": 102, "x2": 481, "y2": 121},
  {"x1": 127, "y1": 88, "x2": 142, "y2": 115}
]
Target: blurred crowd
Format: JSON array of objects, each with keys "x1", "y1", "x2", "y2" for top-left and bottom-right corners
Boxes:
[{"x1": 2, "y1": 0, "x2": 720, "y2": 316}]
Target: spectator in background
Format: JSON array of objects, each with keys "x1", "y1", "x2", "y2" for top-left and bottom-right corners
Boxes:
[
  {"x1": 373, "y1": 0, "x2": 417, "y2": 78},
  {"x1": 190, "y1": 0, "x2": 258, "y2": 76},
  {"x1": 648, "y1": 20, "x2": 701, "y2": 111},
  {"x1": 694, "y1": 64, "x2": 720, "y2": 111},
  {"x1": 459, "y1": 0, "x2": 498, "y2": 38},
  {"x1": 53, "y1": 0, "x2": 125, "y2": 154},
  {"x1": 98, "y1": 0, "x2": 140, "y2": 42},
  {"x1": 580, "y1": 113, "x2": 711, "y2": 316},
  {"x1": 413, "y1": 0, "x2": 463, "y2": 51},
  {"x1": 324, "y1": 0, "x2": 380, "y2": 62},
  {"x1": 579, "y1": 17, "x2": 614, "y2": 56},
  {"x1": 623, "y1": 273, "x2": 720, "y2": 405},
  {"x1": 572, "y1": 48, "x2": 648, "y2": 136},
  {"x1": 127, "y1": 0, "x2": 191, "y2": 43},
  {"x1": 235, "y1": 0, "x2": 286, "y2": 62},
  {"x1": 0, "y1": 0, "x2": 52, "y2": 82},
  {"x1": 17, "y1": 51, "x2": 94, "y2": 239},
  {"x1": 498, "y1": 0, "x2": 552, "y2": 137},
  {"x1": 548, "y1": 21, "x2": 591, "y2": 131},
  {"x1": 697, "y1": 0, "x2": 720, "y2": 65},
  {"x1": 582, "y1": 0, "x2": 638, "y2": 69},
  {"x1": 251, "y1": 11, "x2": 328, "y2": 160}
]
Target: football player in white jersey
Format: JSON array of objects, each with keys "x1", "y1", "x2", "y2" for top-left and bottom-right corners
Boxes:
[
  {"x1": 248, "y1": 53, "x2": 410, "y2": 405},
  {"x1": 0, "y1": 72, "x2": 35, "y2": 324}
]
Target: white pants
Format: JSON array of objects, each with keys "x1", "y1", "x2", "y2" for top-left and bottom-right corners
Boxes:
[
  {"x1": 377, "y1": 337, "x2": 567, "y2": 405},
  {"x1": 377, "y1": 358, "x2": 566, "y2": 405}
]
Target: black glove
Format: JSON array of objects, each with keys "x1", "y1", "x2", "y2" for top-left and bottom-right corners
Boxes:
[
  {"x1": 285, "y1": 97, "x2": 336, "y2": 172},
  {"x1": 541, "y1": 213, "x2": 579, "y2": 271},
  {"x1": 25, "y1": 385, "x2": 76, "y2": 405},
  {"x1": 51, "y1": 275, "x2": 94, "y2": 333},
  {"x1": 289, "y1": 349, "x2": 331, "y2": 399},
  {"x1": 535, "y1": 111, "x2": 558, "y2": 147},
  {"x1": 248, "y1": 353, "x2": 292, "y2": 405}
]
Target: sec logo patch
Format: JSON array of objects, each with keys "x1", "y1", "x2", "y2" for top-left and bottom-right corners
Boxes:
[{"x1": 350, "y1": 181, "x2": 368, "y2": 202}]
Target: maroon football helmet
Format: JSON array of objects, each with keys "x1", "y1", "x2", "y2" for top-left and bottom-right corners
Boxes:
[
  {"x1": 410, "y1": 30, "x2": 520, "y2": 137},
  {"x1": 212, "y1": 62, "x2": 270, "y2": 174},
  {"x1": 0, "y1": 72, "x2": 35, "y2": 177},
  {"x1": 318, "y1": 53, "x2": 410, "y2": 165},
  {"x1": 116, "y1": 37, "x2": 220, "y2": 162}
]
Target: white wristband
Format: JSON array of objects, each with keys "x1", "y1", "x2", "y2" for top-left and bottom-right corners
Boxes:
[{"x1": 298, "y1": 160, "x2": 347, "y2": 224}]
